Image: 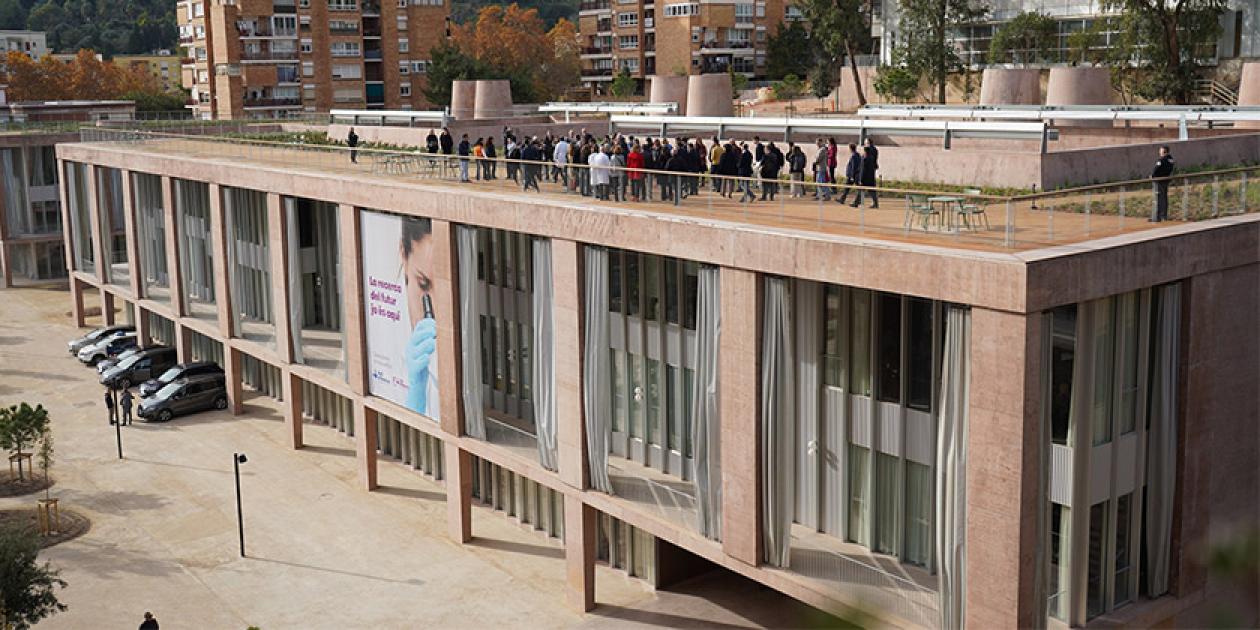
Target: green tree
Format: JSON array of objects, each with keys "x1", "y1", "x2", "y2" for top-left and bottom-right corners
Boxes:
[
  {"x1": 873, "y1": 64, "x2": 921, "y2": 102},
  {"x1": 609, "y1": 68, "x2": 636, "y2": 98},
  {"x1": 422, "y1": 42, "x2": 487, "y2": 108},
  {"x1": 1101, "y1": 0, "x2": 1226, "y2": 104},
  {"x1": 729, "y1": 66, "x2": 749, "y2": 99},
  {"x1": 0, "y1": 0, "x2": 27, "y2": 30},
  {"x1": 1065, "y1": 19, "x2": 1109, "y2": 66},
  {"x1": 0, "y1": 527, "x2": 67, "y2": 629},
  {"x1": 890, "y1": 0, "x2": 987, "y2": 103},
  {"x1": 36, "y1": 432, "x2": 52, "y2": 502},
  {"x1": 797, "y1": 0, "x2": 873, "y2": 106},
  {"x1": 765, "y1": 21, "x2": 812, "y2": 80},
  {"x1": 987, "y1": 11, "x2": 1058, "y2": 65},
  {"x1": 0, "y1": 404, "x2": 49, "y2": 482},
  {"x1": 121, "y1": 89, "x2": 187, "y2": 113},
  {"x1": 771, "y1": 73, "x2": 805, "y2": 101},
  {"x1": 808, "y1": 63, "x2": 837, "y2": 107}
]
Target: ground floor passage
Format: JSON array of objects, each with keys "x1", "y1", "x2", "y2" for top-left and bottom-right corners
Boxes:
[{"x1": 0, "y1": 285, "x2": 847, "y2": 629}]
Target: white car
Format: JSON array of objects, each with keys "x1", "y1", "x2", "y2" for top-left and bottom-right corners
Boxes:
[
  {"x1": 68, "y1": 325, "x2": 134, "y2": 355},
  {"x1": 77, "y1": 333, "x2": 138, "y2": 365}
]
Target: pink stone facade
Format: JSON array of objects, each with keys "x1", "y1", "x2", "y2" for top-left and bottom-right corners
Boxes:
[{"x1": 979, "y1": 68, "x2": 1042, "y2": 105}]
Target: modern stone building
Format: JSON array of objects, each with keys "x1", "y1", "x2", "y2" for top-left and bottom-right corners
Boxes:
[
  {"x1": 578, "y1": 0, "x2": 801, "y2": 91},
  {"x1": 54, "y1": 130, "x2": 1259, "y2": 628},
  {"x1": 0, "y1": 130, "x2": 76, "y2": 287},
  {"x1": 178, "y1": 0, "x2": 449, "y2": 119}
]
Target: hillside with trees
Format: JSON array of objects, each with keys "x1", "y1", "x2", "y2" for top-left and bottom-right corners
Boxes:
[{"x1": 0, "y1": 0, "x2": 176, "y2": 57}]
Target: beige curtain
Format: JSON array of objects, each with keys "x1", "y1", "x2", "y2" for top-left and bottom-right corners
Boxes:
[
  {"x1": 935, "y1": 306, "x2": 970, "y2": 630},
  {"x1": 761, "y1": 276, "x2": 795, "y2": 567},
  {"x1": 690, "y1": 266, "x2": 722, "y2": 540},
  {"x1": 456, "y1": 226, "x2": 486, "y2": 439},
  {"x1": 583, "y1": 246, "x2": 613, "y2": 493},
  {"x1": 1145, "y1": 283, "x2": 1180, "y2": 597}
]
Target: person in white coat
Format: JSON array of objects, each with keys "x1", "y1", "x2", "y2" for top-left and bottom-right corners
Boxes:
[
  {"x1": 588, "y1": 146, "x2": 611, "y2": 200},
  {"x1": 553, "y1": 137, "x2": 570, "y2": 188}
]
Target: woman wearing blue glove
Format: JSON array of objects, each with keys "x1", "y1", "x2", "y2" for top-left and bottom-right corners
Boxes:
[{"x1": 400, "y1": 218, "x2": 439, "y2": 418}]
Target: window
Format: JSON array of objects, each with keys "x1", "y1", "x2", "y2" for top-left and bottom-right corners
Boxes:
[
  {"x1": 735, "y1": 3, "x2": 753, "y2": 23},
  {"x1": 333, "y1": 88, "x2": 360, "y2": 102},
  {"x1": 876, "y1": 293, "x2": 901, "y2": 403},
  {"x1": 663, "y1": 2, "x2": 699, "y2": 17},
  {"x1": 301, "y1": 62, "x2": 314, "y2": 77},
  {"x1": 331, "y1": 64, "x2": 361, "y2": 79},
  {"x1": 1115, "y1": 292, "x2": 1139, "y2": 435},
  {"x1": 617, "y1": 12, "x2": 638, "y2": 27},
  {"x1": 848, "y1": 444, "x2": 870, "y2": 545},
  {"x1": 329, "y1": 0, "x2": 356, "y2": 9},
  {"x1": 691, "y1": 27, "x2": 700, "y2": 43},
  {"x1": 904, "y1": 461, "x2": 932, "y2": 566},
  {"x1": 785, "y1": 5, "x2": 803, "y2": 20},
  {"x1": 1050, "y1": 305, "x2": 1076, "y2": 445},
  {"x1": 300, "y1": 39, "x2": 312, "y2": 54},
  {"x1": 1086, "y1": 501, "x2": 1109, "y2": 619},
  {"x1": 398, "y1": 61, "x2": 410, "y2": 74},
  {"x1": 906, "y1": 298, "x2": 933, "y2": 411},
  {"x1": 619, "y1": 35, "x2": 639, "y2": 50},
  {"x1": 331, "y1": 42, "x2": 361, "y2": 57},
  {"x1": 849, "y1": 289, "x2": 871, "y2": 396},
  {"x1": 411, "y1": 60, "x2": 431, "y2": 74},
  {"x1": 400, "y1": 83, "x2": 411, "y2": 97},
  {"x1": 1090, "y1": 299, "x2": 1114, "y2": 445},
  {"x1": 1049, "y1": 503, "x2": 1071, "y2": 620},
  {"x1": 620, "y1": 58, "x2": 639, "y2": 73},
  {"x1": 875, "y1": 452, "x2": 899, "y2": 554},
  {"x1": 397, "y1": 16, "x2": 408, "y2": 30},
  {"x1": 399, "y1": 38, "x2": 409, "y2": 53}
]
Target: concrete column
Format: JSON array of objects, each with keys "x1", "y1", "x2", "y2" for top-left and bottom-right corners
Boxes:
[
  {"x1": 0, "y1": 243, "x2": 11, "y2": 289},
  {"x1": 338, "y1": 204, "x2": 368, "y2": 395},
  {"x1": 134, "y1": 303, "x2": 151, "y2": 346},
  {"x1": 85, "y1": 165, "x2": 107, "y2": 285},
  {"x1": 56, "y1": 160, "x2": 76, "y2": 277},
  {"x1": 224, "y1": 346, "x2": 244, "y2": 415},
  {"x1": 444, "y1": 441, "x2": 473, "y2": 543},
  {"x1": 161, "y1": 176, "x2": 186, "y2": 318},
  {"x1": 266, "y1": 193, "x2": 293, "y2": 363},
  {"x1": 101, "y1": 291, "x2": 115, "y2": 326},
  {"x1": 174, "y1": 323, "x2": 193, "y2": 363},
  {"x1": 207, "y1": 184, "x2": 233, "y2": 339},
  {"x1": 281, "y1": 368, "x2": 304, "y2": 449},
  {"x1": 353, "y1": 401, "x2": 379, "y2": 491},
  {"x1": 964, "y1": 308, "x2": 1043, "y2": 629},
  {"x1": 719, "y1": 267, "x2": 760, "y2": 565},
  {"x1": 563, "y1": 493, "x2": 597, "y2": 612},
  {"x1": 432, "y1": 220, "x2": 464, "y2": 436},
  {"x1": 70, "y1": 277, "x2": 86, "y2": 328},
  {"x1": 553, "y1": 239, "x2": 587, "y2": 489},
  {"x1": 120, "y1": 170, "x2": 144, "y2": 299}
]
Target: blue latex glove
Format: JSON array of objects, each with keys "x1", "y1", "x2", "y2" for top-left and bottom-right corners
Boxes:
[{"x1": 405, "y1": 318, "x2": 436, "y2": 414}]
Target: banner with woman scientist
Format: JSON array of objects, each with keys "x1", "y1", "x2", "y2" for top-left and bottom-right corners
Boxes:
[{"x1": 360, "y1": 210, "x2": 440, "y2": 420}]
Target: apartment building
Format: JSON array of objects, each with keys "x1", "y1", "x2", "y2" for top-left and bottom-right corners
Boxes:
[
  {"x1": 0, "y1": 30, "x2": 47, "y2": 60},
  {"x1": 114, "y1": 53, "x2": 184, "y2": 93},
  {"x1": 578, "y1": 0, "x2": 802, "y2": 91},
  {"x1": 178, "y1": 0, "x2": 449, "y2": 120},
  {"x1": 55, "y1": 128, "x2": 1258, "y2": 628}
]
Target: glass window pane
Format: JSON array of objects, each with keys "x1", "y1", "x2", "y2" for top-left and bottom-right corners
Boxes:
[
  {"x1": 1049, "y1": 503, "x2": 1071, "y2": 621},
  {"x1": 664, "y1": 258, "x2": 679, "y2": 325},
  {"x1": 505, "y1": 320, "x2": 516, "y2": 396},
  {"x1": 1051, "y1": 305, "x2": 1077, "y2": 445},
  {"x1": 904, "y1": 461, "x2": 931, "y2": 566},
  {"x1": 608, "y1": 249, "x2": 623, "y2": 314},
  {"x1": 850, "y1": 290, "x2": 871, "y2": 396},
  {"x1": 1117, "y1": 293, "x2": 1139, "y2": 435},
  {"x1": 682, "y1": 261, "x2": 699, "y2": 330},
  {"x1": 626, "y1": 252, "x2": 640, "y2": 318},
  {"x1": 824, "y1": 285, "x2": 843, "y2": 387},
  {"x1": 683, "y1": 367, "x2": 694, "y2": 458},
  {"x1": 480, "y1": 315, "x2": 491, "y2": 386},
  {"x1": 611, "y1": 349, "x2": 626, "y2": 432},
  {"x1": 518, "y1": 234, "x2": 531, "y2": 291},
  {"x1": 907, "y1": 298, "x2": 933, "y2": 411},
  {"x1": 629, "y1": 353, "x2": 643, "y2": 438},
  {"x1": 847, "y1": 444, "x2": 870, "y2": 546},
  {"x1": 1086, "y1": 501, "x2": 1108, "y2": 619},
  {"x1": 519, "y1": 323, "x2": 531, "y2": 401},
  {"x1": 875, "y1": 452, "x2": 899, "y2": 554},
  {"x1": 666, "y1": 365, "x2": 678, "y2": 450},
  {"x1": 1114, "y1": 494, "x2": 1132, "y2": 606},
  {"x1": 877, "y1": 293, "x2": 902, "y2": 404},
  {"x1": 1092, "y1": 300, "x2": 1114, "y2": 445},
  {"x1": 644, "y1": 255, "x2": 660, "y2": 322},
  {"x1": 646, "y1": 359, "x2": 661, "y2": 445}
]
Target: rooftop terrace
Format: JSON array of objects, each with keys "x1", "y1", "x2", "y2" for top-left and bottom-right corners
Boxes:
[{"x1": 70, "y1": 128, "x2": 1260, "y2": 255}]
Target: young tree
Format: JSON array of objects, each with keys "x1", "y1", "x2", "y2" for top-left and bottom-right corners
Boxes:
[
  {"x1": 892, "y1": 0, "x2": 987, "y2": 103},
  {"x1": 609, "y1": 68, "x2": 636, "y2": 98},
  {"x1": 0, "y1": 404, "x2": 49, "y2": 482},
  {"x1": 808, "y1": 63, "x2": 838, "y2": 108},
  {"x1": 987, "y1": 11, "x2": 1058, "y2": 65},
  {"x1": 422, "y1": 42, "x2": 486, "y2": 107},
  {"x1": 797, "y1": 0, "x2": 873, "y2": 106},
  {"x1": 37, "y1": 433, "x2": 52, "y2": 502},
  {"x1": 873, "y1": 64, "x2": 921, "y2": 102},
  {"x1": 1101, "y1": 0, "x2": 1226, "y2": 104},
  {"x1": 771, "y1": 74, "x2": 805, "y2": 101},
  {"x1": 0, "y1": 527, "x2": 66, "y2": 629}
]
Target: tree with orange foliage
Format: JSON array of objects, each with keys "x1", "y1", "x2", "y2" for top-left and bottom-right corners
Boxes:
[
  {"x1": 3, "y1": 49, "x2": 163, "y2": 102},
  {"x1": 447, "y1": 4, "x2": 580, "y2": 102}
]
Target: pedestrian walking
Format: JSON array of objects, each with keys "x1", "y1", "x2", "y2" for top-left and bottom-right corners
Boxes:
[
  {"x1": 104, "y1": 388, "x2": 116, "y2": 426},
  {"x1": 852, "y1": 143, "x2": 879, "y2": 208},
  {"x1": 813, "y1": 139, "x2": 832, "y2": 201},
  {"x1": 139, "y1": 611, "x2": 159, "y2": 630},
  {"x1": 484, "y1": 137, "x2": 497, "y2": 180},
  {"x1": 738, "y1": 143, "x2": 756, "y2": 202},
  {"x1": 553, "y1": 136, "x2": 570, "y2": 188},
  {"x1": 787, "y1": 143, "x2": 806, "y2": 198},
  {"x1": 346, "y1": 127, "x2": 359, "y2": 164},
  {"x1": 120, "y1": 389, "x2": 134, "y2": 426},
  {"x1": 457, "y1": 134, "x2": 471, "y2": 182},
  {"x1": 628, "y1": 141, "x2": 646, "y2": 201},
  {"x1": 520, "y1": 141, "x2": 541, "y2": 191},
  {"x1": 837, "y1": 143, "x2": 862, "y2": 205},
  {"x1": 1151, "y1": 145, "x2": 1175, "y2": 222}
]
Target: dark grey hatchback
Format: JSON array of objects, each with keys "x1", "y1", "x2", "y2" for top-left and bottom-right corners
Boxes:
[
  {"x1": 137, "y1": 374, "x2": 228, "y2": 422},
  {"x1": 138, "y1": 361, "x2": 224, "y2": 398}
]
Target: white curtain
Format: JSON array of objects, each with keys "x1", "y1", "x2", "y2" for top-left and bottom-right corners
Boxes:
[
  {"x1": 225, "y1": 193, "x2": 242, "y2": 334},
  {"x1": 761, "y1": 276, "x2": 794, "y2": 568},
  {"x1": 285, "y1": 198, "x2": 304, "y2": 363},
  {"x1": 1145, "y1": 283, "x2": 1180, "y2": 597},
  {"x1": 935, "y1": 306, "x2": 970, "y2": 630},
  {"x1": 583, "y1": 246, "x2": 613, "y2": 493},
  {"x1": 457, "y1": 226, "x2": 486, "y2": 440},
  {"x1": 690, "y1": 266, "x2": 722, "y2": 540},
  {"x1": 532, "y1": 238, "x2": 558, "y2": 470}
]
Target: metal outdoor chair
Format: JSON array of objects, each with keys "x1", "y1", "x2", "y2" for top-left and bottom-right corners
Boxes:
[
  {"x1": 905, "y1": 194, "x2": 939, "y2": 231},
  {"x1": 958, "y1": 188, "x2": 992, "y2": 230}
]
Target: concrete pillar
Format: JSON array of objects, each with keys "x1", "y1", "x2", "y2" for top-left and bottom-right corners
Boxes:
[
  {"x1": 432, "y1": 220, "x2": 463, "y2": 436},
  {"x1": 473, "y1": 80, "x2": 513, "y2": 120},
  {"x1": 56, "y1": 160, "x2": 76, "y2": 279},
  {"x1": 648, "y1": 75, "x2": 689, "y2": 114},
  {"x1": 207, "y1": 184, "x2": 233, "y2": 339},
  {"x1": 101, "y1": 291, "x2": 116, "y2": 326},
  {"x1": 964, "y1": 308, "x2": 1043, "y2": 629},
  {"x1": 1045, "y1": 67, "x2": 1113, "y2": 127},
  {"x1": 563, "y1": 493, "x2": 597, "y2": 612},
  {"x1": 718, "y1": 267, "x2": 759, "y2": 565},
  {"x1": 120, "y1": 170, "x2": 144, "y2": 300},
  {"x1": 281, "y1": 368, "x2": 304, "y2": 449},
  {"x1": 85, "y1": 165, "x2": 107, "y2": 285},
  {"x1": 174, "y1": 323, "x2": 193, "y2": 363},
  {"x1": 338, "y1": 205, "x2": 368, "y2": 395},
  {"x1": 444, "y1": 441, "x2": 473, "y2": 543},
  {"x1": 1236, "y1": 62, "x2": 1260, "y2": 129},
  {"x1": 224, "y1": 346, "x2": 244, "y2": 415},
  {"x1": 686, "y1": 73, "x2": 734, "y2": 117},
  {"x1": 0, "y1": 242, "x2": 11, "y2": 289},
  {"x1": 354, "y1": 401, "x2": 378, "y2": 490},
  {"x1": 979, "y1": 68, "x2": 1042, "y2": 106},
  {"x1": 553, "y1": 239, "x2": 587, "y2": 489},
  {"x1": 161, "y1": 176, "x2": 186, "y2": 318},
  {"x1": 70, "y1": 277, "x2": 86, "y2": 328},
  {"x1": 134, "y1": 303, "x2": 151, "y2": 346},
  {"x1": 451, "y1": 80, "x2": 477, "y2": 120},
  {"x1": 266, "y1": 193, "x2": 293, "y2": 363}
]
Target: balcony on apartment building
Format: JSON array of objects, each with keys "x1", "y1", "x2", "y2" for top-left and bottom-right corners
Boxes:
[
  {"x1": 362, "y1": 16, "x2": 382, "y2": 38},
  {"x1": 579, "y1": 0, "x2": 611, "y2": 12},
  {"x1": 361, "y1": 0, "x2": 381, "y2": 16},
  {"x1": 582, "y1": 46, "x2": 614, "y2": 56},
  {"x1": 240, "y1": 43, "x2": 299, "y2": 62},
  {"x1": 243, "y1": 96, "x2": 302, "y2": 108},
  {"x1": 699, "y1": 41, "x2": 755, "y2": 51},
  {"x1": 581, "y1": 68, "x2": 614, "y2": 78},
  {"x1": 237, "y1": 22, "x2": 298, "y2": 38}
]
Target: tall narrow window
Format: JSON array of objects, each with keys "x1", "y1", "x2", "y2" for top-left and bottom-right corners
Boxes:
[
  {"x1": 1050, "y1": 305, "x2": 1077, "y2": 445},
  {"x1": 1116, "y1": 293, "x2": 1139, "y2": 435},
  {"x1": 625, "y1": 252, "x2": 641, "y2": 318},
  {"x1": 875, "y1": 452, "x2": 899, "y2": 554},
  {"x1": 876, "y1": 293, "x2": 902, "y2": 403},
  {"x1": 847, "y1": 444, "x2": 870, "y2": 545},
  {"x1": 904, "y1": 461, "x2": 931, "y2": 566},
  {"x1": 1114, "y1": 493, "x2": 1133, "y2": 606},
  {"x1": 849, "y1": 289, "x2": 871, "y2": 396},
  {"x1": 906, "y1": 298, "x2": 933, "y2": 411},
  {"x1": 1049, "y1": 502, "x2": 1071, "y2": 621},
  {"x1": 1091, "y1": 300, "x2": 1114, "y2": 445},
  {"x1": 609, "y1": 249, "x2": 623, "y2": 314},
  {"x1": 629, "y1": 353, "x2": 644, "y2": 438},
  {"x1": 823, "y1": 285, "x2": 843, "y2": 386},
  {"x1": 1086, "y1": 501, "x2": 1109, "y2": 619},
  {"x1": 611, "y1": 349, "x2": 626, "y2": 433}
]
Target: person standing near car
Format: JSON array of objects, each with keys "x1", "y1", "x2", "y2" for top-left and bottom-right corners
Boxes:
[
  {"x1": 120, "y1": 389, "x2": 134, "y2": 426},
  {"x1": 104, "y1": 388, "x2": 116, "y2": 426}
]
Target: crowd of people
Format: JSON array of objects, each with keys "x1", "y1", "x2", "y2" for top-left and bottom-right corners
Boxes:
[{"x1": 410, "y1": 126, "x2": 883, "y2": 206}]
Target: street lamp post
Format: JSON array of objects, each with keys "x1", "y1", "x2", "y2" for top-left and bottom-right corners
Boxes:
[
  {"x1": 233, "y1": 452, "x2": 248, "y2": 557},
  {"x1": 112, "y1": 388, "x2": 123, "y2": 459}
]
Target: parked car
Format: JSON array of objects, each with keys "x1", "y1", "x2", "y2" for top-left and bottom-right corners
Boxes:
[
  {"x1": 139, "y1": 361, "x2": 225, "y2": 398},
  {"x1": 100, "y1": 347, "x2": 178, "y2": 390},
  {"x1": 97, "y1": 346, "x2": 148, "y2": 375},
  {"x1": 137, "y1": 374, "x2": 228, "y2": 422},
  {"x1": 77, "y1": 333, "x2": 138, "y2": 365},
  {"x1": 68, "y1": 325, "x2": 134, "y2": 355}
]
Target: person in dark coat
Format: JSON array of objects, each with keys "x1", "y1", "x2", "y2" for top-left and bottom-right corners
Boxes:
[
  {"x1": 120, "y1": 389, "x2": 134, "y2": 426},
  {"x1": 104, "y1": 388, "x2": 116, "y2": 426},
  {"x1": 1150, "y1": 145, "x2": 1175, "y2": 222},
  {"x1": 457, "y1": 134, "x2": 471, "y2": 182},
  {"x1": 837, "y1": 143, "x2": 863, "y2": 205},
  {"x1": 346, "y1": 127, "x2": 359, "y2": 164},
  {"x1": 737, "y1": 143, "x2": 755, "y2": 202},
  {"x1": 520, "y1": 141, "x2": 541, "y2": 191},
  {"x1": 439, "y1": 128, "x2": 454, "y2": 155},
  {"x1": 760, "y1": 143, "x2": 782, "y2": 201},
  {"x1": 425, "y1": 130, "x2": 438, "y2": 153},
  {"x1": 718, "y1": 143, "x2": 739, "y2": 198},
  {"x1": 139, "y1": 611, "x2": 159, "y2": 630},
  {"x1": 664, "y1": 147, "x2": 688, "y2": 204},
  {"x1": 851, "y1": 143, "x2": 879, "y2": 208}
]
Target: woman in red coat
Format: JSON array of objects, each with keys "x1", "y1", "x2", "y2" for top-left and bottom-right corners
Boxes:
[{"x1": 627, "y1": 142, "x2": 646, "y2": 202}]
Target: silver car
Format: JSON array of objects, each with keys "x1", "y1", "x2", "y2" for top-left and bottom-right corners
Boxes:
[{"x1": 68, "y1": 325, "x2": 134, "y2": 355}]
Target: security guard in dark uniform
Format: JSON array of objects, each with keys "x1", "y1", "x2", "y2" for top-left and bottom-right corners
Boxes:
[{"x1": 1151, "y1": 146, "x2": 1175, "y2": 222}]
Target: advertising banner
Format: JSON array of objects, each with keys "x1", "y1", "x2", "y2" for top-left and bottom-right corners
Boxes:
[{"x1": 361, "y1": 210, "x2": 440, "y2": 420}]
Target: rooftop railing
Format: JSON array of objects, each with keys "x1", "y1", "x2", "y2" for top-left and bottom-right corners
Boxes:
[{"x1": 74, "y1": 128, "x2": 1260, "y2": 251}]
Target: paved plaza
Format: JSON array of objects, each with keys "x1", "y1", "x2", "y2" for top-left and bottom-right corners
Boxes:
[{"x1": 0, "y1": 285, "x2": 845, "y2": 630}]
